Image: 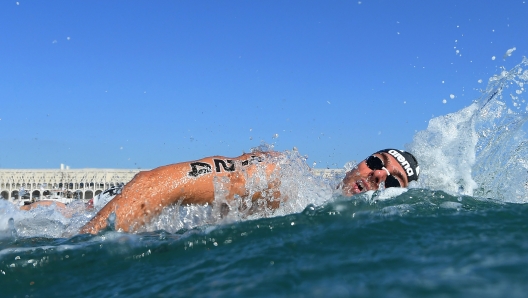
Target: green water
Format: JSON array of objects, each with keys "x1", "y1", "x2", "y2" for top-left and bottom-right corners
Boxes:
[{"x1": 2, "y1": 190, "x2": 528, "y2": 297}]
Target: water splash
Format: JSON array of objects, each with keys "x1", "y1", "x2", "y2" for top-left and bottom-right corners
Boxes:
[
  {"x1": 408, "y1": 103, "x2": 480, "y2": 195},
  {"x1": 8, "y1": 218, "x2": 17, "y2": 239},
  {"x1": 408, "y1": 57, "x2": 528, "y2": 202},
  {"x1": 138, "y1": 147, "x2": 337, "y2": 233},
  {"x1": 0, "y1": 200, "x2": 75, "y2": 238}
]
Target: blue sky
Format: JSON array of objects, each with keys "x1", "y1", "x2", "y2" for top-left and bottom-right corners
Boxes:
[{"x1": 1, "y1": 1, "x2": 527, "y2": 169}]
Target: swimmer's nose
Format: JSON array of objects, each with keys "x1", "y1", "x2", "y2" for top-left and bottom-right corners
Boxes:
[{"x1": 371, "y1": 169, "x2": 389, "y2": 188}]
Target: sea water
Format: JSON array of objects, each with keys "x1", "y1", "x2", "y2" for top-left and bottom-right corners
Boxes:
[{"x1": 2, "y1": 58, "x2": 528, "y2": 297}]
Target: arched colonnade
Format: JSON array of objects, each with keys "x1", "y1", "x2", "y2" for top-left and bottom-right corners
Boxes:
[{"x1": 0, "y1": 168, "x2": 142, "y2": 203}]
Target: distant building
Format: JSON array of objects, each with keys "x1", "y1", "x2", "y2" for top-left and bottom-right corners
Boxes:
[{"x1": 0, "y1": 168, "x2": 143, "y2": 203}]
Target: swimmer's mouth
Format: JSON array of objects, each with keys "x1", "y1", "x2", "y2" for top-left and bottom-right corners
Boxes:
[
  {"x1": 353, "y1": 179, "x2": 369, "y2": 194},
  {"x1": 357, "y1": 182, "x2": 364, "y2": 192}
]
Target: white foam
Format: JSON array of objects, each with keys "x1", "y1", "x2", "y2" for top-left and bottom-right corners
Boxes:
[
  {"x1": 409, "y1": 103, "x2": 479, "y2": 195},
  {"x1": 0, "y1": 200, "x2": 92, "y2": 238},
  {"x1": 408, "y1": 58, "x2": 528, "y2": 202}
]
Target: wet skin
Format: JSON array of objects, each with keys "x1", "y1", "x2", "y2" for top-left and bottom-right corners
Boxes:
[
  {"x1": 20, "y1": 200, "x2": 67, "y2": 211},
  {"x1": 340, "y1": 152, "x2": 409, "y2": 196},
  {"x1": 80, "y1": 151, "x2": 411, "y2": 234},
  {"x1": 80, "y1": 152, "x2": 279, "y2": 234}
]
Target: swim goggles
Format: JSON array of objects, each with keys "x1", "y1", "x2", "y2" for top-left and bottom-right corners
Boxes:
[{"x1": 366, "y1": 155, "x2": 402, "y2": 188}]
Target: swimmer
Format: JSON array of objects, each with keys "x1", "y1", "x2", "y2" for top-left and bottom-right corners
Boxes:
[
  {"x1": 19, "y1": 200, "x2": 68, "y2": 211},
  {"x1": 80, "y1": 149, "x2": 419, "y2": 234},
  {"x1": 20, "y1": 199, "x2": 92, "y2": 218}
]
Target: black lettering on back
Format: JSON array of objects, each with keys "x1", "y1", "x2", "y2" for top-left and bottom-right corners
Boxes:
[
  {"x1": 188, "y1": 162, "x2": 212, "y2": 177},
  {"x1": 241, "y1": 155, "x2": 264, "y2": 167},
  {"x1": 214, "y1": 159, "x2": 235, "y2": 172}
]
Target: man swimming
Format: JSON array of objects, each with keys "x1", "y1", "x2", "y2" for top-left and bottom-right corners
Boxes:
[{"x1": 80, "y1": 148, "x2": 419, "y2": 234}]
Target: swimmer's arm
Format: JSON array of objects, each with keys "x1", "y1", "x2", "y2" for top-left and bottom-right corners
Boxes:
[{"x1": 79, "y1": 152, "x2": 276, "y2": 234}]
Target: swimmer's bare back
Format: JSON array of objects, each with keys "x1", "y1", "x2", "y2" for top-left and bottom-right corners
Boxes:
[
  {"x1": 20, "y1": 200, "x2": 67, "y2": 211},
  {"x1": 80, "y1": 152, "x2": 280, "y2": 234}
]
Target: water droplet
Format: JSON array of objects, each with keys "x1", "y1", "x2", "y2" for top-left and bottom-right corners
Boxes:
[
  {"x1": 303, "y1": 204, "x2": 317, "y2": 216},
  {"x1": 107, "y1": 212, "x2": 116, "y2": 231},
  {"x1": 8, "y1": 218, "x2": 17, "y2": 239}
]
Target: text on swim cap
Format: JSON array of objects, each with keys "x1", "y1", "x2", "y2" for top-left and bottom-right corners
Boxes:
[{"x1": 387, "y1": 150, "x2": 414, "y2": 177}]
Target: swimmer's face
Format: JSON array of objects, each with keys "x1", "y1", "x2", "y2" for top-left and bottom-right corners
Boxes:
[{"x1": 341, "y1": 152, "x2": 409, "y2": 196}]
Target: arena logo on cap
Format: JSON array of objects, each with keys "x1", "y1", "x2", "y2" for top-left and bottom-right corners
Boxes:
[{"x1": 387, "y1": 150, "x2": 415, "y2": 176}]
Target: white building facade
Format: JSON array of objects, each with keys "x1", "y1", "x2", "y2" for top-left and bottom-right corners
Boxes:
[{"x1": 0, "y1": 168, "x2": 142, "y2": 202}]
